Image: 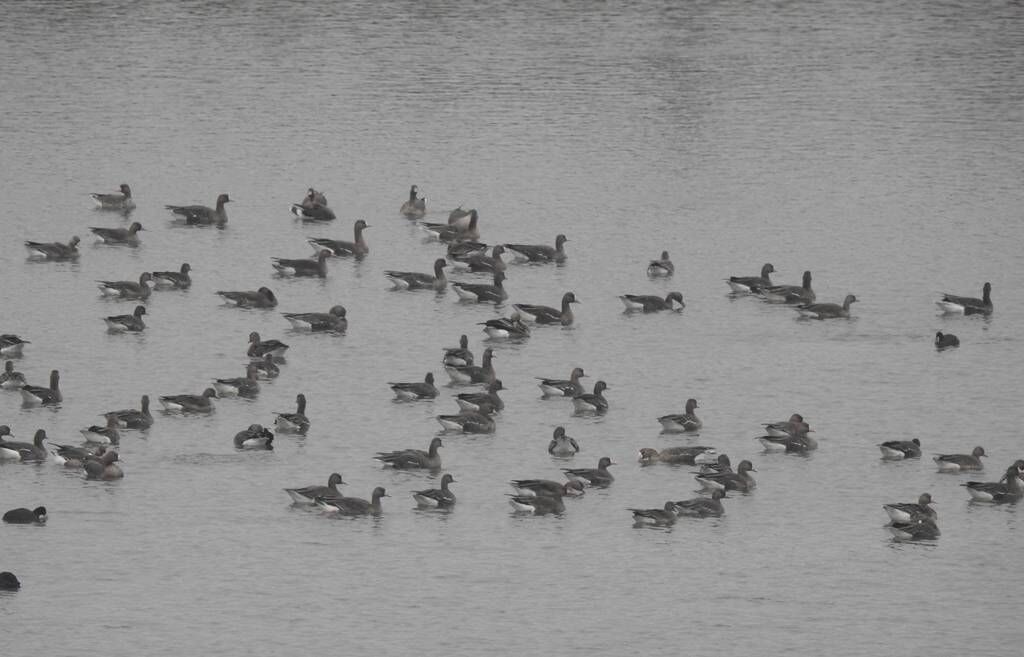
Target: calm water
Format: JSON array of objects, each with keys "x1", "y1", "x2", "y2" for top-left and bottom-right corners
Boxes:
[{"x1": 2, "y1": 1, "x2": 1023, "y2": 654}]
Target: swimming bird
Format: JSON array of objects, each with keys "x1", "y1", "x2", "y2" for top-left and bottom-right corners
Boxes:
[
  {"x1": 457, "y1": 245, "x2": 506, "y2": 274},
  {"x1": 384, "y1": 258, "x2": 447, "y2": 291},
  {"x1": 962, "y1": 462, "x2": 1024, "y2": 503},
  {"x1": 400, "y1": 185, "x2": 426, "y2": 219},
  {"x1": 629, "y1": 502, "x2": 678, "y2": 527},
  {"x1": 435, "y1": 411, "x2": 496, "y2": 434},
  {"x1": 290, "y1": 201, "x2": 336, "y2": 222},
  {"x1": 251, "y1": 354, "x2": 280, "y2": 379},
  {"x1": 271, "y1": 250, "x2": 331, "y2": 278},
  {"x1": 103, "y1": 305, "x2": 146, "y2": 332},
  {"x1": 2, "y1": 506, "x2": 47, "y2": 525},
  {"x1": 878, "y1": 438, "x2": 921, "y2": 460},
  {"x1": 504, "y1": 234, "x2": 568, "y2": 263},
  {"x1": 637, "y1": 446, "x2": 716, "y2": 466},
  {"x1": 216, "y1": 287, "x2": 278, "y2": 309},
  {"x1": 282, "y1": 305, "x2": 347, "y2": 332},
  {"x1": 20, "y1": 370, "x2": 62, "y2": 406},
  {"x1": 447, "y1": 241, "x2": 488, "y2": 261},
  {"x1": 647, "y1": 251, "x2": 674, "y2": 277},
  {"x1": 657, "y1": 398, "x2": 702, "y2": 433},
  {"x1": 0, "y1": 429, "x2": 48, "y2": 461},
  {"x1": 274, "y1": 393, "x2": 310, "y2": 434},
  {"x1": 316, "y1": 487, "x2": 388, "y2": 516},
  {"x1": 213, "y1": 364, "x2": 260, "y2": 398},
  {"x1": 389, "y1": 373, "x2": 439, "y2": 401},
  {"x1": 455, "y1": 379, "x2": 504, "y2": 414},
  {"x1": 562, "y1": 457, "x2": 615, "y2": 487},
  {"x1": 933, "y1": 446, "x2": 985, "y2": 473},
  {"x1": 166, "y1": 194, "x2": 230, "y2": 226},
  {"x1": 447, "y1": 206, "x2": 475, "y2": 230},
  {"x1": 284, "y1": 472, "x2": 345, "y2": 505},
  {"x1": 413, "y1": 473, "x2": 456, "y2": 508},
  {"x1": 151, "y1": 263, "x2": 192, "y2": 289},
  {"x1": 159, "y1": 388, "x2": 217, "y2": 413},
  {"x1": 479, "y1": 314, "x2": 531, "y2": 340},
  {"x1": 619, "y1": 292, "x2": 685, "y2": 312},
  {"x1": 936, "y1": 282, "x2": 992, "y2": 315},
  {"x1": 24, "y1": 236, "x2": 80, "y2": 260},
  {"x1": 50, "y1": 443, "x2": 105, "y2": 468},
  {"x1": 673, "y1": 490, "x2": 727, "y2": 518},
  {"x1": 513, "y1": 292, "x2": 579, "y2": 326},
  {"x1": 233, "y1": 424, "x2": 274, "y2": 450},
  {"x1": 572, "y1": 380, "x2": 609, "y2": 414},
  {"x1": 697, "y1": 454, "x2": 733, "y2": 475},
  {"x1": 90, "y1": 183, "x2": 135, "y2": 210},
  {"x1": 695, "y1": 459, "x2": 757, "y2": 493},
  {"x1": 298, "y1": 188, "x2": 328, "y2": 209},
  {"x1": 882, "y1": 493, "x2": 937, "y2": 524},
  {"x1": 762, "y1": 414, "x2": 808, "y2": 436},
  {"x1": 442, "y1": 335, "x2": 474, "y2": 367},
  {"x1": 887, "y1": 517, "x2": 941, "y2": 541},
  {"x1": 97, "y1": 272, "x2": 152, "y2": 300},
  {"x1": 445, "y1": 347, "x2": 495, "y2": 384},
  {"x1": 757, "y1": 430, "x2": 817, "y2": 453},
  {"x1": 247, "y1": 332, "x2": 289, "y2": 360},
  {"x1": 726, "y1": 263, "x2": 775, "y2": 294},
  {"x1": 508, "y1": 491, "x2": 566, "y2": 515},
  {"x1": 548, "y1": 426, "x2": 580, "y2": 456},
  {"x1": 509, "y1": 479, "x2": 586, "y2": 498},
  {"x1": 103, "y1": 395, "x2": 154, "y2": 430},
  {"x1": 0, "y1": 572, "x2": 20, "y2": 590},
  {"x1": 375, "y1": 437, "x2": 443, "y2": 470},
  {"x1": 0, "y1": 335, "x2": 29, "y2": 357},
  {"x1": 452, "y1": 271, "x2": 508, "y2": 303},
  {"x1": 796, "y1": 294, "x2": 858, "y2": 319},
  {"x1": 89, "y1": 221, "x2": 143, "y2": 245},
  {"x1": 934, "y1": 331, "x2": 960, "y2": 349},
  {"x1": 0, "y1": 360, "x2": 26, "y2": 390},
  {"x1": 537, "y1": 367, "x2": 586, "y2": 398},
  {"x1": 80, "y1": 415, "x2": 121, "y2": 445},
  {"x1": 83, "y1": 449, "x2": 124, "y2": 480},
  {"x1": 308, "y1": 219, "x2": 370, "y2": 258},
  {"x1": 761, "y1": 270, "x2": 815, "y2": 304},
  {"x1": 422, "y1": 210, "x2": 480, "y2": 243}
]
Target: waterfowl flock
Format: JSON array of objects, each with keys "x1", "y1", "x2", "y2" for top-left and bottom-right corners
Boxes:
[{"x1": 0, "y1": 180, "x2": 1014, "y2": 595}]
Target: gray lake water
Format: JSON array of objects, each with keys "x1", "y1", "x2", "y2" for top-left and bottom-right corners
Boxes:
[{"x1": 2, "y1": 1, "x2": 1023, "y2": 655}]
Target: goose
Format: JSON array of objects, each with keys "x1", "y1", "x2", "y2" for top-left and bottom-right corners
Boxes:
[
  {"x1": 937, "y1": 282, "x2": 992, "y2": 315},
  {"x1": 933, "y1": 446, "x2": 985, "y2": 473},
  {"x1": 2, "y1": 506, "x2": 47, "y2": 525},
  {"x1": 457, "y1": 245, "x2": 506, "y2": 274},
  {"x1": 480, "y1": 314, "x2": 531, "y2": 340},
  {"x1": 51, "y1": 443, "x2": 105, "y2": 468},
  {"x1": 455, "y1": 379, "x2": 504, "y2": 414},
  {"x1": 389, "y1": 373, "x2": 439, "y2": 401},
  {"x1": 673, "y1": 490, "x2": 726, "y2": 517},
  {"x1": 934, "y1": 331, "x2": 960, "y2": 349},
  {"x1": 505, "y1": 234, "x2": 568, "y2": 263},
  {"x1": 647, "y1": 251, "x2": 674, "y2": 277},
  {"x1": 762, "y1": 414, "x2": 808, "y2": 436},
  {"x1": 213, "y1": 364, "x2": 260, "y2": 398},
  {"x1": 285, "y1": 472, "x2": 344, "y2": 505},
  {"x1": 761, "y1": 270, "x2": 814, "y2": 304},
  {"x1": 878, "y1": 438, "x2": 921, "y2": 460},
  {"x1": 442, "y1": 335, "x2": 474, "y2": 367},
  {"x1": 548, "y1": 426, "x2": 580, "y2": 456},
  {"x1": 0, "y1": 360, "x2": 26, "y2": 389},
  {"x1": 757, "y1": 431, "x2": 817, "y2": 453},
  {"x1": 251, "y1": 353, "x2": 280, "y2": 379},
  {"x1": 0, "y1": 572, "x2": 20, "y2": 590},
  {"x1": 513, "y1": 292, "x2": 579, "y2": 325},
  {"x1": 421, "y1": 210, "x2": 480, "y2": 243},
  {"x1": 90, "y1": 221, "x2": 143, "y2": 245},
  {"x1": 637, "y1": 446, "x2": 716, "y2": 466},
  {"x1": 247, "y1": 332, "x2": 289, "y2": 360},
  {"x1": 537, "y1": 367, "x2": 586, "y2": 398},
  {"x1": 887, "y1": 517, "x2": 940, "y2": 541},
  {"x1": 83, "y1": 449, "x2": 124, "y2": 480},
  {"x1": 80, "y1": 415, "x2": 121, "y2": 445},
  {"x1": 384, "y1": 258, "x2": 447, "y2": 291},
  {"x1": 159, "y1": 388, "x2": 217, "y2": 413},
  {"x1": 695, "y1": 459, "x2": 756, "y2": 493},
  {"x1": 298, "y1": 188, "x2": 328, "y2": 209},
  {"x1": 698, "y1": 454, "x2": 733, "y2": 475},
  {"x1": 216, "y1": 287, "x2": 278, "y2": 309},
  {"x1": 726, "y1": 263, "x2": 775, "y2": 294},
  {"x1": 435, "y1": 411, "x2": 496, "y2": 434},
  {"x1": 400, "y1": 185, "x2": 426, "y2": 219},
  {"x1": 316, "y1": 487, "x2": 388, "y2": 515},
  {"x1": 0, "y1": 335, "x2": 29, "y2": 357},
  {"x1": 447, "y1": 206, "x2": 474, "y2": 230},
  {"x1": 151, "y1": 263, "x2": 192, "y2": 289},
  {"x1": 0, "y1": 428, "x2": 48, "y2": 461},
  {"x1": 282, "y1": 305, "x2": 347, "y2": 332},
  {"x1": 271, "y1": 250, "x2": 330, "y2": 278},
  {"x1": 90, "y1": 183, "x2": 135, "y2": 210},
  {"x1": 509, "y1": 479, "x2": 585, "y2": 498},
  {"x1": 103, "y1": 305, "x2": 146, "y2": 332},
  {"x1": 447, "y1": 240, "x2": 488, "y2": 261},
  {"x1": 274, "y1": 393, "x2": 310, "y2": 434},
  {"x1": 103, "y1": 395, "x2": 154, "y2": 430},
  {"x1": 290, "y1": 201, "x2": 335, "y2": 222},
  {"x1": 962, "y1": 462, "x2": 1024, "y2": 503},
  {"x1": 308, "y1": 219, "x2": 369, "y2": 258},
  {"x1": 657, "y1": 398, "x2": 702, "y2": 433},
  {"x1": 413, "y1": 474, "x2": 457, "y2": 509},
  {"x1": 20, "y1": 370, "x2": 62, "y2": 406},
  {"x1": 452, "y1": 271, "x2": 508, "y2": 303},
  {"x1": 445, "y1": 347, "x2": 495, "y2": 384},
  {"x1": 562, "y1": 456, "x2": 615, "y2": 487},
  {"x1": 572, "y1": 380, "x2": 609, "y2": 414},
  {"x1": 97, "y1": 272, "x2": 152, "y2": 300},
  {"x1": 166, "y1": 193, "x2": 230, "y2": 226},
  {"x1": 508, "y1": 491, "x2": 566, "y2": 515},
  {"x1": 375, "y1": 437, "x2": 444, "y2": 470},
  {"x1": 233, "y1": 424, "x2": 274, "y2": 450},
  {"x1": 882, "y1": 493, "x2": 937, "y2": 524},
  {"x1": 629, "y1": 502, "x2": 678, "y2": 526},
  {"x1": 619, "y1": 292, "x2": 685, "y2": 312},
  {"x1": 796, "y1": 294, "x2": 858, "y2": 319},
  {"x1": 24, "y1": 236, "x2": 80, "y2": 260}
]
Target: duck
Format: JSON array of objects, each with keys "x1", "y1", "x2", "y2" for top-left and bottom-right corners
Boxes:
[
  {"x1": 445, "y1": 347, "x2": 495, "y2": 385},
  {"x1": 413, "y1": 473, "x2": 456, "y2": 508},
  {"x1": 285, "y1": 472, "x2": 345, "y2": 505},
  {"x1": 629, "y1": 502, "x2": 678, "y2": 527},
  {"x1": 89, "y1": 221, "x2": 143, "y2": 245},
  {"x1": 103, "y1": 305, "x2": 146, "y2": 332},
  {"x1": 2, "y1": 506, "x2": 47, "y2": 525},
  {"x1": 480, "y1": 313, "x2": 531, "y2": 340},
  {"x1": 282, "y1": 305, "x2": 347, "y2": 332},
  {"x1": 151, "y1": 263, "x2": 192, "y2": 289},
  {"x1": 271, "y1": 250, "x2": 331, "y2": 278},
  {"x1": 934, "y1": 331, "x2": 960, "y2": 349},
  {"x1": 274, "y1": 393, "x2": 310, "y2": 434},
  {"x1": 389, "y1": 372, "x2": 439, "y2": 401},
  {"x1": 796, "y1": 294, "x2": 858, "y2": 319},
  {"x1": 442, "y1": 335, "x2": 474, "y2": 367},
  {"x1": 933, "y1": 446, "x2": 985, "y2": 473},
  {"x1": 0, "y1": 335, "x2": 29, "y2": 357},
  {"x1": 509, "y1": 479, "x2": 585, "y2": 498},
  {"x1": 562, "y1": 457, "x2": 615, "y2": 487},
  {"x1": 619, "y1": 291, "x2": 685, "y2": 313},
  {"x1": 962, "y1": 462, "x2": 1024, "y2": 503},
  {"x1": 937, "y1": 282, "x2": 992, "y2": 315},
  {"x1": 400, "y1": 185, "x2": 426, "y2": 219},
  {"x1": 695, "y1": 459, "x2": 756, "y2": 493},
  {"x1": 726, "y1": 263, "x2": 775, "y2": 294},
  {"x1": 455, "y1": 379, "x2": 504, "y2": 414},
  {"x1": 20, "y1": 370, "x2": 62, "y2": 406},
  {"x1": 637, "y1": 446, "x2": 716, "y2": 466},
  {"x1": 213, "y1": 364, "x2": 260, "y2": 398},
  {"x1": 80, "y1": 415, "x2": 121, "y2": 445},
  {"x1": 647, "y1": 251, "x2": 674, "y2": 277},
  {"x1": 537, "y1": 367, "x2": 586, "y2": 398},
  {"x1": 247, "y1": 331, "x2": 289, "y2": 360},
  {"x1": 452, "y1": 271, "x2": 508, "y2": 303},
  {"x1": 90, "y1": 183, "x2": 135, "y2": 210},
  {"x1": 435, "y1": 411, "x2": 496, "y2": 434},
  {"x1": 0, "y1": 429, "x2": 48, "y2": 461},
  {"x1": 572, "y1": 380, "x2": 609, "y2": 414},
  {"x1": 882, "y1": 493, "x2": 937, "y2": 524},
  {"x1": 97, "y1": 272, "x2": 153, "y2": 300},
  {"x1": 878, "y1": 438, "x2": 921, "y2": 460},
  {"x1": 103, "y1": 395, "x2": 154, "y2": 430},
  {"x1": 316, "y1": 487, "x2": 388, "y2": 516},
  {"x1": 24, "y1": 236, "x2": 80, "y2": 260},
  {"x1": 166, "y1": 193, "x2": 230, "y2": 226},
  {"x1": 508, "y1": 491, "x2": 566, "y2": 515},
  {"x1": 84, "y1": 450, "x2": 124, "y2": 480},
  {"x1": 761, "y1": 270, "x2": 815, "y2": 304},
  {"x1": 657, "y1": 398, "x2": 702, "y2": 433},
  {"x1": 504, "y1": 234, "x2": 568, "y2": 263},
  {"x1": 456, "y1": 245, "x2": 506, "y2": 274},
  {"x1": 308, "y1": 219, "x2": 370, "y2": 258},
  {"x1": 216, "y1": 287, "x2": 278, "y2": 309},
  {"x1": 0, "y1": 572, "x2": 21, "y2": 590},
  {"x1": 0, "y1": 360, "x2": 26, "y2": 390},
  {"x1": 233, "y1": 424, "x2": 274, "y2": 450},
  {"x1": 513, "y1": 292, "x2": 579, "y2": 326},
  {"x1": 548, "y1": 426, "x2": 580, "y2": 456},
  {"x1": 384, "y1": 258, "x2": 447, "y2": 291},
  {"x1": 375, "y1": 436, "x2": 443, "y2": 470},
  {"x1": 673, "y1": 490, "x2": 727, "y2": 518},
  {"x1": 159, "y1": 388, "x2": 217, "y2": 413},
  {"x1": 887, "y1": 517, "x2": 941, "y2": 541}
]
